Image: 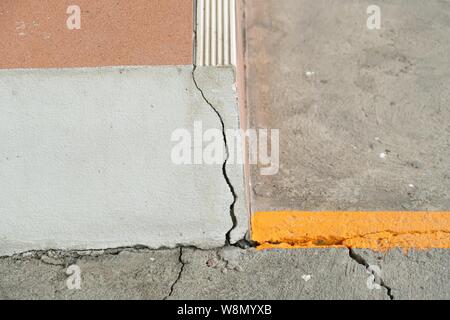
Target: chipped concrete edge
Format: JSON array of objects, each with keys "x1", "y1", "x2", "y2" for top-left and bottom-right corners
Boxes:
[{"x1": 0, "y1": 246, "x2": 398, "y2": 300}]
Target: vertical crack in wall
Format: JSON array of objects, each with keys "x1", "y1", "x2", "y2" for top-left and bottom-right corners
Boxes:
[
  {"x1": 164, "y1": 247, "x2": 185, "y2": 300},
  {"x1": 348, "y1": 248, "x2": 395, "y2": 300},
  {"x1": 193, "y1": 0, "x2": 240, "y2": 246},
  {"x1": 192, "y1": 66, "x2": 238, "y2": 246}
]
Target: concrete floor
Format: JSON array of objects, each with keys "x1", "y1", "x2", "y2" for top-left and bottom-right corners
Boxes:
[
  {"x1": 246, "y1": 0, "x2": 450, "y2": 212},
  {"x1": 242, "y1": 0, "x2": 449, "y2": 298},
  {"x1": 0, "y1": 247, "x2": 448, "y2": 300}
]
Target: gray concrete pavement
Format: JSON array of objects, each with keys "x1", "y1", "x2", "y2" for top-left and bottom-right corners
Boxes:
[
  {"x1": 245, "y1": 0, "x2": 450, "y2": 212},
  {"x1": 239, "y1": 0, "x2": 450, "y2": 299},
  {"x1": 169, "y1": 247, "x2": 388, "y2": 300},
  {"x1": 355, "y1": 249, "x2": 450, "y2": 299},
  {"x1": 0, "y1": 248, "x2": 181, "y2": 300},
  {"x1": 1, "y1": 247, "x2": 449, "y2": 299}
]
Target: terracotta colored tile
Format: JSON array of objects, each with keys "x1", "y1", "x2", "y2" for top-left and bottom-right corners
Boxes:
[{"x1": 0, "y1": 0, "x2": 193, "y2": 68}]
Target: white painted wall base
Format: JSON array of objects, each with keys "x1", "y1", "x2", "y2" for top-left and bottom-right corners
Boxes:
[{"x1": 0, "y1": 66, "x2": 245, "y2": 256}]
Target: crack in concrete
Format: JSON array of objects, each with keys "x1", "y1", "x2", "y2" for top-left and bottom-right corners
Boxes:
[
  {"x1": 255, "y1": 230, "x2": 450, "y2": 251},
  {"x1": 0, "y1": 244, "x2": 254, "y2": 261},
  {"x1": 0, "y1": 244, "x2": 407, "y2": 301},
  {"x1": 191, "y1": 7, "x2": 242, "y2": 245},
  {"x1": 0, "y1": 245, "x2": 166, "y2": 262},
  {"x1": 348, "y1": 248, "x2": 395, "y2": 300},
  {"x1": 191, "y1": 66, "x2": 238, "y2": 246},
  {"x1": 164, "y1": 247, "x2": 185, "y2": 300}
]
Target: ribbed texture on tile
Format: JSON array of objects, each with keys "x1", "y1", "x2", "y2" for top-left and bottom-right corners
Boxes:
[{"x1": 196, "y1": 0, "x2": 237, "y2": 66}]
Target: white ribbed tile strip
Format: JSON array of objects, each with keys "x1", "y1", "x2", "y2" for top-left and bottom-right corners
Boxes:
[{"x1": 196, "y1": 0, "x2": 237, "y2": 66}]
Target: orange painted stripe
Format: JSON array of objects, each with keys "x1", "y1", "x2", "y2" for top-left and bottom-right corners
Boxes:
[
  {"x1": 0, "y1": 0, "x2": 192, "y2": 69},
  {"x1": 252, "y1": 211, "x2": 450, "y2": 251}
]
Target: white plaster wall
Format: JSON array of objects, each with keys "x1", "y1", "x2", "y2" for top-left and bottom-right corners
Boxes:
[{"x1": 0, "y1": 66, "x2": 244, "y2": 256}]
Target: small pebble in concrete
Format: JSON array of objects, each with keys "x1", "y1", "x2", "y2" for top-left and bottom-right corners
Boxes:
[{"x1": 302, "y1": 275, "x2": 312, "y2": 282}]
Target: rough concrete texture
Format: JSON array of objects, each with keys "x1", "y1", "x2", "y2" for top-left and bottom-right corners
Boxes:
[
  {"x1": 0, "y1": 248, "x2": 180, "y2": 300},
  {"x1": 169, "y1": 248, "x2": 388, "y2": 300},
  {"x1": 353, "y1": 249, "x2": 450, "y2": 300},
  {"x1": 245, "y1": 0, "x2": 450, "y2": 212},
  {"x1": 1, "y1": 247, "x2": 449, "y2": 300},
  {"x1": 0, "y1": 66, "x2": 244, "y2": 255}
]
